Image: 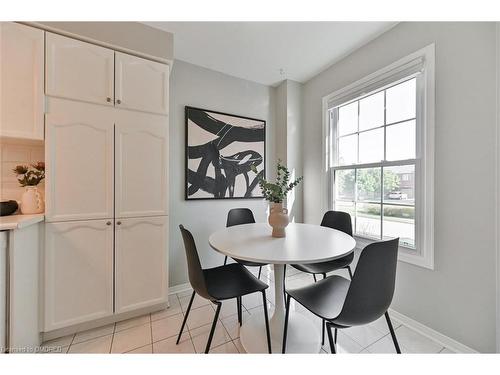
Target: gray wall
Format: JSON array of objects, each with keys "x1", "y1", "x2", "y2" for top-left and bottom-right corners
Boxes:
[
  {"x1": 302, "y1": 22, "x2": 497, "y2": 352},
  {"x1": 274, "y1": 80, "x2": 304, "y2": 223},
  {"x1": 169, "y1": 60, "x2": 276, "y2": 287}
]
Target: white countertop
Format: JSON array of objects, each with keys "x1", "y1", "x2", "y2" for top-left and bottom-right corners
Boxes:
[{"x1": 0, "y1": 213, "x2": 45, "y2": 231}]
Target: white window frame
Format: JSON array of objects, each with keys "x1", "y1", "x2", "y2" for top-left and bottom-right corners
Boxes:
[{"x1": 321, "y1": 44, "x2": 435, "y2": 269}]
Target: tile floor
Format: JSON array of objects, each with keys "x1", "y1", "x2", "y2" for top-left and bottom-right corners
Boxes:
[{"x1": 40, "y1": 266, "x2": 454, "y2": 354}]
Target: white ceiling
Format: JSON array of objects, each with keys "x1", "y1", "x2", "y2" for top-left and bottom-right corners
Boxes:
[{"x1": 144, "y1": 22, "x2": 397, "y2": 86}]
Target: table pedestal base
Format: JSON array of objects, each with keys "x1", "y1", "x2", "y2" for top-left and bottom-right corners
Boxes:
[{"x1": 239, "y1": 310, "x2": 321, "y2": 353}]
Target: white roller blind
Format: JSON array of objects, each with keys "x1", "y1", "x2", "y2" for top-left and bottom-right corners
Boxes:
[{"x1": 327, "y1": 56, "x2": 425, "y2": 109}]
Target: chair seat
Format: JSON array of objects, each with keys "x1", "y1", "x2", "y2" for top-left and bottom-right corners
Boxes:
[
  {"x1": 287, "y1": 275, "x2": 350, "y2": 321},
  {"x1": 204, "y1": 263, "x2": 268, "y2": 301},
  {"x1": 291, "y1": 252, "x2": 354, "y2": 275},
  {"x1": 234, "y1": 258, "x2": 267, "y2": 267}
]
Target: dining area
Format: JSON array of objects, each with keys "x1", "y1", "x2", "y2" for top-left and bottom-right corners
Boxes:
[{"x1": 177, "y1": 207, "x2": 401, "y2": 354}]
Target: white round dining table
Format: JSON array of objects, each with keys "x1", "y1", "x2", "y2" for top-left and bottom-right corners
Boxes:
[{"x1": 209, "y1": 222, "x2": 356, "y2": 353}]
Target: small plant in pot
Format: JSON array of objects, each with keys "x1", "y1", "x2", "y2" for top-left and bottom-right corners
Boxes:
[
  {"x1": 12, "y1": 162, "x2": 45, "y2": 214},
  {"x1": 251, "y1": 160, "x2": 303, "y2": 237}
]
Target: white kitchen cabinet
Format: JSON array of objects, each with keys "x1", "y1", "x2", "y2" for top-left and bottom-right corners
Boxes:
[
  {"x1": 115, "y1": 110, "x2": 168, "y2": 218},
  {"x1": 115, "y1": 52, "x2": 169, "y2": 115},
  {"x1": 45, "y1": 99, "x2": 114, "y2": 222},
  {"x1": 44, "y1": 220, "x2": 114, "y2": 331},
  {"x1": 0, "y1": 22, "x2": 44, "y2": 140},
  {"x1": 46, "y1": 32, "x2": 114, "y2": 106},
  {"x1": 114, "y1": 216, "x2": 168, "y2": 314}
]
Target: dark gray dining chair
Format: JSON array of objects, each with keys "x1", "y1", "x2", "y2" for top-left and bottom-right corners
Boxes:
[
  {"x1": 291, "y1": 211, "x2": 354, "y2": 281},
  {"x1": 223, "y1": 208, "x2": 268, "y2": 279},
  {"x1": 282, "y1": 238, "x2": 401, "y2": 354},
  {"x1": 178, "y1": 225, "x2": 272, "y2": 353},
  {"x1": 290, "y1": 210, "x2": 355, "y2": 344}
]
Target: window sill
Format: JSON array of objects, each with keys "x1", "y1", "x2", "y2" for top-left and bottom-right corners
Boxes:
[{"x1": 354, "y1": 235, "x2": 434, "y2": 270}]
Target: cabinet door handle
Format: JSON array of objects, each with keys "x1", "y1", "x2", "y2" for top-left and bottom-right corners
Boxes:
[
  {"x1": 106, "y1": 97, "x2": 112, "y2": 103},
  {"x1": 116, "y1": 99, "x2": 122, "y2": 105},
  {"x1": 117, "y1": 221, "x2": 122, "y2": 225},
  {"x1": 106, "y1": 221, "x2": 112, "y2": 226}
]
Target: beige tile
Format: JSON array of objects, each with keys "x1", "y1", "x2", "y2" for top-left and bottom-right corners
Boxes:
[
  {"x1": 241, "y1": 293, "x2": 264, "y2": 310},
  {"x1": 180, "y1": 293, "x2": 210, "y2": 312},
  {"x1": 440, "y1": 348, "x2": 455, "y2": 353},
  {"x1": 41, "y1": 334, "x2": 75, "y2": 349},
  {"x1": 151, "y1": 297, "x2": 182, "y2": 321},
  {"x1": 111, "y1": 323, "x2": 152, "y2": 353},
  {"x1": 73, "y1": 324, "x2": 115, "y2": 344},
  {"x1": 365, "y1": 334, "x2": 407, "y2": 353},
  {"x1": 186, "y1": 304, "x2": 216, "y2": 329},
  {"x1": 126, "y1": 344, "x2": 153, "y2": 354},
  {"x1": 321, "y1": 331, "x2": 364, "y2": 354},
  {"x1": 68, "y1": 335, "x2": 112, "y2": 354},
  {"x1": 233, "y1": 339, "x2": 246, "y2": 353},
  {"x1": 210, "y1": 341, "x2": 239, "y2": 354},
  {"x1": 115, "y1": 314, "x2": 151, "y2": 332},
  {"x1": 394, "y1": 326, "x2": 443, "y2": 353},
  {"x1": 176, "y1": 289, "x2": 194, "y2": 298},
  {"x1": 190, "y1": 322, "x2": 232, "y2": 353},
  {"x1": 152, "y1": 313, "x2": 185, "y2": 342},
  {"x1": 220, "y1": 310, "x2": 250, "y2": 340},
  {"x1": 342, "y1": 324, "x2": 387, "y2": 347},
  {"x1": 217, "y1": 298, "x2": 245, "y2": 319},
  {"x1": 368, "y1": 315, "x2": 401, "y2": 335},
  {"x1": 153, "y1": 335, "x2": 196, "y2": 354}
]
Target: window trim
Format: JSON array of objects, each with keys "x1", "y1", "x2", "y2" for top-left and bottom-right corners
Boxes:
[{"x1": 321, "y1": 44, "x2": 435, "y2": 269}]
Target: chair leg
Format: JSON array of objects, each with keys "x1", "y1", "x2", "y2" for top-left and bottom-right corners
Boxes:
[
  {"x1": 347, "y1": 265, "x2": 353, "y2": 279},
  {"x1": 237, "y1": 296, "x2": 242, "y2": 326},
  {"x1": 258, "y1": 266, "x2": 262, "y2": 279},
  {"x1": 385, "y1": 311, "x2": 401, "y2": 353},
  {"x1": 283, "y1": 264, "x2": 287, "y2": 305},
  {"x1": 321, "y1": 320, "x2": 325, "y2": 345},
  {"x1": 224, "y1": 256, "x2": 228, "y2": 265},
  {"x1": 326, "y1": 323, "x2": 336, "y2": 354},
  {"x1": 205, "y1": 302, "x2": 222, "y2": 354},
  {"x1": 282, "y1": 294, "x2": 292, "y2": 353},
  {"x1": 177, "y1": 290, "x2": 195, "y2": 344},
  {"x1": 313, "y1": 274, "x2": 317, "y2": 282},
  {"x1": 334, "y1": 328, "x2": 338, "y2": 344},
  {"x1": 261, "y1": 291, "x2": 272, "y2": 354}
]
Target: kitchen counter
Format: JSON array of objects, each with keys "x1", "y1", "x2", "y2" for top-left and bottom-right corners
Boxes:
[{"x1": 0, "y1": 214, "x2": 44, "y2": 231}]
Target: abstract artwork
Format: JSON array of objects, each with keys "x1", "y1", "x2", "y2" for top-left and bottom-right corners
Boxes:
[{"x1": 185, "y1": 106, "x2": 266, "y2": 200}]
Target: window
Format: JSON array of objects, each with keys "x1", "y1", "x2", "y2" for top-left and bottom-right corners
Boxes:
[
  {"x1": 332, "y1": 78, "x2": 417, "y2": 248},
  {"x1": 322, "y1": 44, "x2": 435, "y2": 269}
]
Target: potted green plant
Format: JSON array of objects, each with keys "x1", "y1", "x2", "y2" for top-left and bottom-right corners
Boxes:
[
  {"x1": 251, "y1": 160, "x2": 303, "y2": 237},
  {"x1": 12, "y1": 162, "x2": 45, "y2": 214}
]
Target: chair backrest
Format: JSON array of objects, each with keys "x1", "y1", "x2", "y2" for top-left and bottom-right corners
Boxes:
[
  {"x1": 226, "y1": 208, "x2": 256, "y2": 227},
  {"x1": 321, "y1": 210, "x2": 354, "y2": 263},
  {"x1": 178, "y1": 225, "x2": 211, "y2": 300},
  {"x1": 334, "y1": 238, "x2": 399, "y2": 326},
  {"x1": 320, "y1": 210, "x2": 353, "y2": 236}
]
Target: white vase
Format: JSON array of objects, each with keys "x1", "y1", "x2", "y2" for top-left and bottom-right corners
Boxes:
[
  {"x1": 20, "y1": 186, "x2": 44, "y2": 214},
  {"x1": 268, "y1": 202, "x2": 289, "y2": 238}
]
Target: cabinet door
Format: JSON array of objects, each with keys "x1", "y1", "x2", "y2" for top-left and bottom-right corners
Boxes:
[
  {"x1": 45, "y1": 99, "x2": 114, "y2": 222},
  {"x1": 44, "y1": 220, "x2": 113, "y2": 331},
  {"x1": 115, "y1": 52, "x2": 169, "y2": 115},
  {"x1": 115, "y1": 110, "x2": 168, "y2": 218},
  {"x1": 46, "y1": 32, "x2": 114, "y2": 106},
  {"x1": 0, "y1": 22, "x2": 44, "y2": 140},
  {"x1": 115, "y1": 216, "x2": 168, "y2": 314}
]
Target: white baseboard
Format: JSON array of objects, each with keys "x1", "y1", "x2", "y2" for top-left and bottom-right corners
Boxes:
[
  {"x1": 169, "y1": 282, "x2": 192, "y2": 295},
  {"x1": 388, "y1": 308, "x2": 478, "y2": 353}
]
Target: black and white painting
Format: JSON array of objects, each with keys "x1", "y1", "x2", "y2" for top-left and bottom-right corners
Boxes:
[{"x1": 185, "y1": 106, "x2": 266, "y2": 200}]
